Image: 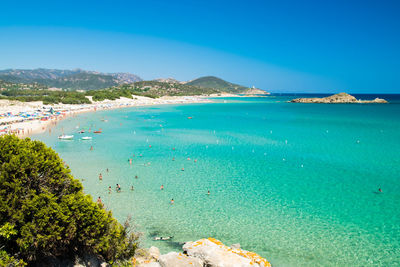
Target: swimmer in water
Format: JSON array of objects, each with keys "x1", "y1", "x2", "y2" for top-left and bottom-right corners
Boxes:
[
  {"x1": 181, "y1": 168, "x2": 184, "y2": 171},
  {"x1": 131, "y1": 186, "x2": 134, "y2": 191},
  {"x1": 187, "y1": 157, "x2": 191, "y2": 161},
  {"x1": 135, "y1": 175, "x2": 138, "y2": 179},
  {"x1": 108, "y1": 186, "x2": 112, "y2": 194},
  {"x1": 160, "y1": 185, "x2": 164, "y2": 190},
  {"x1": 99, "y1": 173, "x2": 102, "y2": 180},
  {"x1": 170, "y1": 199, "x2": 174, "y2": 204},
  {"x1": 378, "y1": 188, "x2": 382, "y2": 193},
  {"x1": 172, "y1": 157, "x2": 175, "y2": 161},
  {"x1": 90, "y1": 146, "x2": 93, "y2": 151},
  {"x1": 194, "y1": 159, "x2": 197, "y2": 163},
  {"x1": 207, "y1": 190, "x2": 210, "y2": 195},
  {"x1": 116, "y1": 184, "x2": 121, "y2": 192},
  {"x1": 106, "y1": 168, "x2": 109, "y2": 172},
  {"x1": 129, "y1": 159, "x2": 132, "y2": 165},
  {"x1": 97, "y1": 197, "x2": 102, "y2": 205}
]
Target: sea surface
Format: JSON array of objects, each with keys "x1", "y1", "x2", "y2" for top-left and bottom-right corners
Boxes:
[{"x1": 32, "y1": 94, "x2": 400, "y2": 266}]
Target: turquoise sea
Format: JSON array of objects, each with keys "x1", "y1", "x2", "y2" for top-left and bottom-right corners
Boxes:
[{"x1": 33, "y1": 95, "x2": 400, "y2": 266}]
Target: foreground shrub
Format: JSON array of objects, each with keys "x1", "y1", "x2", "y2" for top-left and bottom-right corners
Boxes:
[{"x1": 0, "y1": 135, "x2": 137, "y2": 264}]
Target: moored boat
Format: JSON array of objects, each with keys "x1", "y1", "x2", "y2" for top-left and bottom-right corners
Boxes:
[{"x1": 58, "y1": 135, "x2": 74, "y2": 140}]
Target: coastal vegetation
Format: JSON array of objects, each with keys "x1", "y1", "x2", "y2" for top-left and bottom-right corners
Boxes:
[
  {"x1": 0, "y1": 86, "x2": 91, "y2": 105},
  {"x1": 0, "y1": 135, "x2": 138, "y2": 265}
]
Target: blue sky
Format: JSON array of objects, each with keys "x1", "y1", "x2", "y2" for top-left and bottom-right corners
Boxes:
[{"x1": 0, "y1": 0, "x2": 399, "y2": 93}]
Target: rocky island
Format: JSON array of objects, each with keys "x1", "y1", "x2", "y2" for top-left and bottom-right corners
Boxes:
[{"x1": 290, "y1": 92, "x2": 388, "y2": 104}]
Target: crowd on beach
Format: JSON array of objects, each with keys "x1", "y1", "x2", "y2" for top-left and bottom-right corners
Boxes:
[{"x1": 0, "y1": 95, "x2": 210, "y2": 137}]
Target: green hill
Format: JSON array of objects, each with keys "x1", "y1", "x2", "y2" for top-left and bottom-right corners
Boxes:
[{"x1": 187, "y1": 76, "x2": 250, "y2": 93}]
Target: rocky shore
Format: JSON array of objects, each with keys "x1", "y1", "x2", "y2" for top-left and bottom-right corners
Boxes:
[
  {"x1": 290, "y1": 92, "x2": 388, "y2": 104},
  {"x1": 134, "y1": 238, "x2": 271, "y2": 267}
]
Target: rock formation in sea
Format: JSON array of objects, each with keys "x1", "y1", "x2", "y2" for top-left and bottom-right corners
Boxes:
[
  {"x1": 134, "y1": 238, "x2": 271, "y2": 267},
  {"x1": 290, "y1": 92, "x2": 388, "y2": 103}
]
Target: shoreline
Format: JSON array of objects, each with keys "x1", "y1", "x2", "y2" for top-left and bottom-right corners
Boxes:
[
  {"x1": 0, "y1": 95, "x2": 214, "y2": 137},
  {"x1": 1, "y1": 93, "x2": 269, "y2": 137}
]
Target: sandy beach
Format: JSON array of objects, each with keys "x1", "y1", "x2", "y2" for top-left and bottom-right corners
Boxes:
[{"x1": 0, "y1": 95, "x2": 212, "y2": 137}]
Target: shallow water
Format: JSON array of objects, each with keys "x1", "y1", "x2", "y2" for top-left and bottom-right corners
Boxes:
[{"x1": 33, "y1": 95, "x2": 400, "y2": 266}]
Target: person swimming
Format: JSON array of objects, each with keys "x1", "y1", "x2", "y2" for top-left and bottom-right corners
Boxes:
[
  {"x1": 172, "y1": 157, "x2": 175, "y2": 161},
  {"x1": 131, "y1": 186, "x2": 134, "y2": 191},
  {"x1": 181, "y1": 168, "x2": 184, "y2": 171},
  {"x1": 135, "y1": 175, "x2": 138, "y2": 179},
  {"x1": 170, "y1": 199, "x2": 174, "y2": 204},
  {"x1": 90, "y1": 146, "x2": 93, "y2": 151},
  {"x1": 378, "y1": 188, "x2": 382, "y2": 193},
  {"x1": 97, "y1": 196, "x2": 102, "y2": 205},
  {"x1": 207, "y1": 190, "x2": 210, "y2": 195},
  {"x1": 106, "y1": 168, "x2": 109, "y2": 172},
  {"x1": 116, "y1": 184, "x2": 121, "y2": 192},
  {"x1": 99, "y1": 173, "x2": 102, "y2": 180},
  {"x1": 108, "y1": 186, "x2": 112, "y2": 194},
  {"x1": 160, "y1": 185, "x2": 164, "y2": 190},
  {"x1": 153, "y1": 236, "x2": 173, "y2": 241}
]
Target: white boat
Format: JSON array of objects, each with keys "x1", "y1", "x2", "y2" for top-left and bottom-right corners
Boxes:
[
  {"x1": 81, "y1": 136, "x2": 92, "y2": 140},
  {"x1": 58, "y1": 135, "x2": 74, "y2": 140}
]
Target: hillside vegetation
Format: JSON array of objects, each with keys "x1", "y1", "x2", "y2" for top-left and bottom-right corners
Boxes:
[{"x1": 0, "y1": 136, "x2": 138, "y2": 265}]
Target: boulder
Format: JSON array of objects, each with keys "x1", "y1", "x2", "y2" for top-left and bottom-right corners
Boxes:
[
  {"x1": 148, "y1": 246, "x2": 160, "y2": 260},
  {"x1": 159, "y1": 252, "x2": 203, "y2": 267},
  {"x1": 141, "y1": 262, "x2": 162, "y2": 267},
  {"x1": 183, "y1": 238, "x2": 271, "y2": 267}
]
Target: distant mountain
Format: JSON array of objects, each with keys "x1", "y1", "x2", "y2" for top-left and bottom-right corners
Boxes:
[
  {"x1": 187, "y1": 76, "x2": 250, "y2": 93},
  {"x1": 0, "y1": 68, "x2": 142, "y2": 90}
]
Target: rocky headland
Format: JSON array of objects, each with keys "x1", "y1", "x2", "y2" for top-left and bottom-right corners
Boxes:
[
  {"x1": 134, "y1": 238, "x2": 271, "y2": 267},
  {"x1": 290, "y1": 92, "x2": 388, "y2": 104}
]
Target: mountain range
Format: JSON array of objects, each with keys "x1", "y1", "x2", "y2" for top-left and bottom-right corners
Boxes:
[
  {"x1": 0, "y1": 69, "x2": 142, "y2": 90},
  {"x1": 0, "y1": 68, "x2": 267, "y2": 94}
]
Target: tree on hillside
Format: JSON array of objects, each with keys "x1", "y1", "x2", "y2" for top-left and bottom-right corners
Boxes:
[{"x1": 0, "y1": 135, "x2": 138, "y2": 265}]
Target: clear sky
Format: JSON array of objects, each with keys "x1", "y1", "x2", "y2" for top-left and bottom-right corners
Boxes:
[{"x1": 0, "y1": 0, "x2": 399, "y2": 93}]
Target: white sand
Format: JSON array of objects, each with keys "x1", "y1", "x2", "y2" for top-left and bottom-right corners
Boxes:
[{"x1": 0, "y1": 95, "x2": 212, "y2": 137}]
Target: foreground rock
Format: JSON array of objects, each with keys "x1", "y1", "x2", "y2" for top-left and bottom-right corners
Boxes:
[
  {"x1": 136, "y1": 238, "x2": 271, "y2": 267},
  {"x1": 290, "y1": 92, "x2": 388, "y2": 104},
  {"x1": 183, "y1": 238, "x2": 271, "y2": 267}
]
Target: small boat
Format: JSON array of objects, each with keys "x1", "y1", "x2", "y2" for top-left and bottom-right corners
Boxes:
[
  {"x1": 58, "y1": 135, "x2": 74, "y2": 140},
  {"x1": 81, "y1": 136, "x2": 92, "y2": 140},
  {"x1": 78, "y1": 130, "x2": 85, "y2": 133},
  {"x1": 93, "y1": 130, "x2": 102, "y2": 134}
]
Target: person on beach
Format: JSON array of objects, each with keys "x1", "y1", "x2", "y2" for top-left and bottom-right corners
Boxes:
[
  {"x1": 160, "y1": 185, "x2": 164, "y2": 190},
  {"x1": 170, "y1": 199, "x2": 174, "y2": 204},
  {"x1": 108, "y1": 186, "x2": 112, "y2": 194},
  {"x1": 97, "y1": 197, "x2": 102, "y2": 205},
  {"x1": 99, "y1": 173, "x2": 102, "y2": 180}
]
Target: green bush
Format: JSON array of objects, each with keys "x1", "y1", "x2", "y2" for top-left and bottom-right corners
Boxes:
[{"x1": 0, "y1": 136, "x2": 138, "y2": 264}]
